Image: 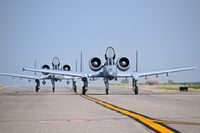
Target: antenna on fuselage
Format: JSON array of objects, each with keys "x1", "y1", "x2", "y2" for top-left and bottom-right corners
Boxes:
[{"x1": 136, "y1": 50, "x2": 138, "y2": 72}]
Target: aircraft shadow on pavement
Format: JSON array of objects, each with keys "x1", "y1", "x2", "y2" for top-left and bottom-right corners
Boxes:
[
  {"x1": 86, "y1": 92, "x2": 136, "y2": 96},
  {"x1": 86, "y1": 91, "x2": 183, "y2": 96},
  {"x1": 0, "y1": 93, "x2": 78, "y2": 96},
  {"x1": 0, "y1": 90, "x2": 78, "y2": 96}
]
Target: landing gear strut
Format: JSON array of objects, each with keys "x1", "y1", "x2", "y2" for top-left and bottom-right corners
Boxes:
[
  {"x1": 51, "y1": 80, "x2": 55, "y2": 92},
  {"x1": 35, "y1": 79, "x2": 40, "y2": 92},
  {"x1": 82, "y1": 77, "x2": 88, "y2": 95},
  {"x1": 132, "y1": 79, "x2": 138, "y2": 95},
  {"x1": 82, "y1": 86, "x2": 87, "y2": 95},
  {"x1": 72, "y1": 80, "x2": 77, "y2": 92},
  {"x1": 105, "y1": 79, "x2": 109, "y2": 95}
]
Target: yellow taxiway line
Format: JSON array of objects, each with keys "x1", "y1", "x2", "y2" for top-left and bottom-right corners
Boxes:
[{"x1": 78, "y1": 93, "x2": 179, "y2": 133}]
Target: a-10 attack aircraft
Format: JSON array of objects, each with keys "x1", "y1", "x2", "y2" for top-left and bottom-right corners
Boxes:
[
  {"x1": 23, "y1": 47, "x2": 196, "y2": 95},
  {"x1": 0, "y1": 57, "x2": 76, "y2": 92}
]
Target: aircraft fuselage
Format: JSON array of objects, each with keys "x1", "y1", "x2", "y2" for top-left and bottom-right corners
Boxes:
[{"x1": 103, "y1": 64, "x2": 117, "y2": 80}]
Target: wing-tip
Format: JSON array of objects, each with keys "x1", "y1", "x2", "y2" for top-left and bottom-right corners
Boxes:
[{"x1": 188, "y1": 66, "x2": 197, "y2": 70}]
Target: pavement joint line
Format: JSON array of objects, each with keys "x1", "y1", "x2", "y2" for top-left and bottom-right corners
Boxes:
[
  {"x1": 152, "y1": 119, "x2": 200, "y2": 125},
  {"x1": 77, "y1": 92, "x2": 180, "y2": 133},
  {"x1": 0, "y1": 117, "x2": 130, "y2": 123}
]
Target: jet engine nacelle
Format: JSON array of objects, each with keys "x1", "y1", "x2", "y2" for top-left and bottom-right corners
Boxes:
[
  {"x1": 42, "y1": 64, "x2": 50, "y2": 75},
  {"x1": 62, "y1": 64, "x2": 71, "y2": 71},
  {"x1": 117, "y1": 57, "x2": 130, "y2": 71},
  {"x1": 89, "y1": 57, "x2": 102, "y2": 71}
]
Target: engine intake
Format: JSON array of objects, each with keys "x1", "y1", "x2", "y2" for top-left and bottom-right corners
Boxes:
[
  {"x1": 89, "y1": 57, "x2": 102, "y2": 71},
  {"x1": 62, "y1": 64, "x2": 71, "y2": 71},
  {"x1": 42, "y1": 64, "x2": 50, "y2": 75},
  {"x1": 117, "y1": 57, "x2": 130, "y2": 71}
]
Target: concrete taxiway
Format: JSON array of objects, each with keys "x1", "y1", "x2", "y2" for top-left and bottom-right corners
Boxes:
[{"x1": 0, "y1": 86, "x2": 200, "y2": 133}]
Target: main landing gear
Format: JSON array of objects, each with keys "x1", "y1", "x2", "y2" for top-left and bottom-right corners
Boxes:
[
  {"x1": 82, "y1": 77, "x2": 88, "y2": 95},
  {"x1": 35, "y1": 79, "x2": 57, "y2": 93},
  {"x1": 104, "y1": 79, "x2": 109, "y2": 95},
  {"x1": 35, "y1": 79, "x2": 40, "y2": 92},
  {"x1": 72, "y1": 80, "x2": 77, "y2": 92},
  {"x1": 51, "y1": 79, "x2": 55, "y2": 92},
  {"x1": 132, "y1": 79, "x2": 138, "y2": 95}
]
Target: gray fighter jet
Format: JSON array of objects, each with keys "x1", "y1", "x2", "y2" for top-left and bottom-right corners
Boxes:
[
  {"x1": 0, "y1": 57, "x2": 75, "y2": 92},
  {"x1": 23, "y1": 47, "x2": 196, "y2": 95}
]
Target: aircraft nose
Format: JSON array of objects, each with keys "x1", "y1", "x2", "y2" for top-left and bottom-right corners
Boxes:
[{"x1": 108, "y1": 71, "x2": 113, "y2": 76}]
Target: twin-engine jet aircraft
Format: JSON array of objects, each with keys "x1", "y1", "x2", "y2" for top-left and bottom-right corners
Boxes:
[
  {"x1": 23, "y1": 47, "x2": 196, "y2": 95},
  {"x1": 0, "y1": 57, "x2": 76, "y2": 92}
]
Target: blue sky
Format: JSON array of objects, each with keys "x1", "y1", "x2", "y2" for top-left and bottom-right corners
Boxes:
[{"x1": 0, "y1": 0, "x2": 199, "y2": 86}]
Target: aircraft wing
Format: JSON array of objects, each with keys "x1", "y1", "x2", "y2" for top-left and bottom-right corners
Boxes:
[
  {"x1": 23, "y1": 68, "x2": 83, "y2": 77},
  {"x1": 132, "y1": 66, "x2": 196, "y2": 80},
  {"x1": 23, "y1": 68, "x2": 104, "y2": 78},
  {"x1": 117, "y1": 72, "x2": 132, "y2": 77},
  {"x1": 0, "y1": 72, "x2": 78, "y2": 83},
  {"x1": 88, "y1": 72, "x2": 104, "y2": 77},
  {"x1": 24, "y1": 66, "x2": 196, "y2": 80},
  {"x1": 62, "y1": 75, "x2": 76, "y2": 79},
  {"x1": 0, "y1": 73, "x2": 41, "y2": 80}
]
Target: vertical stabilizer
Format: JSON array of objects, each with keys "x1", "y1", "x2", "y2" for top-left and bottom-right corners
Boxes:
[
  {"x1": 136, "y1": 50, "x2": 138, "y2": 72},
  {"x1": 76, "y1": 59, "x2": 78, "y2": 72},
  {"x1": 80, "y1": 51, "x2": 83, "y2": 72},
  {"x1": 34, "y1": 60, "x2": 37, "y2": 76}
]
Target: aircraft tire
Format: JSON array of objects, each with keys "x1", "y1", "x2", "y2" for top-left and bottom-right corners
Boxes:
[
  {"x1": 74, "y1": 87, "x2": 77, "y2": 93},
  {"x1": 135, "y1": 86, "x2": 138, "y2": 95},
  {"x1": 36, "y1": 87, "x2": 39, "y2": 92},
  {"x1": 82, "y1": 87, "x2": 86, "y2": 95},
  {"x1": 106, "y1": 89, "x2": 109, "y2": 95}
]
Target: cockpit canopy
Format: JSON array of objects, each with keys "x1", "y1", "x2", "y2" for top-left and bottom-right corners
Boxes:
[{"x1": 105, "y1": 47, "x2": 116, "y2": 60}]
